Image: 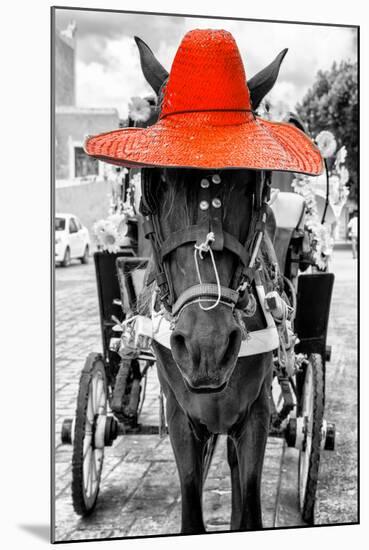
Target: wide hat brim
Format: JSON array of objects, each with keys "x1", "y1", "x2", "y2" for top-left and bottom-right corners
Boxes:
[{"x1": 85, "y1": 112, "x2": 323, "y2": 175}]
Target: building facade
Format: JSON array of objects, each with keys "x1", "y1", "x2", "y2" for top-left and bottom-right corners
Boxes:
[
  {"x1": 55, "y1": 106, "x2": 118, "y2": 183},
  {"x1": 55, "y1": 31, "x2": 75, "y2": 106},
  {"x1": 55, "y1": 26, "x2": 119, "y2": 187},
  {"x1": 54, "y1": 24, "x2": 120, "y2": 236}
]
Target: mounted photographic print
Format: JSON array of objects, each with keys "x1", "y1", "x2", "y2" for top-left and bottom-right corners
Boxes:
[{"x1": 52, "y1": 6, "x2": 359, "y2": 543}]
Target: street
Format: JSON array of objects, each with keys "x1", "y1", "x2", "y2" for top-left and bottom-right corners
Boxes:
[
  {"x1": 315, "y1": 251, "x2": 358, "y2": 524},
  {"x1": 53, "y1": 249, "x2": 358, "y2": 541}
]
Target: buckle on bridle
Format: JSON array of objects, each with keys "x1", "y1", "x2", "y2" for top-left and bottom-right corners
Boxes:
[{"x1": 194, "y1": 232, "x2": 215, "y2": 259}]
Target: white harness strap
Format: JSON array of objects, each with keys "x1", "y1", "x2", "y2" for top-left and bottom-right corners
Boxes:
[
  {"x1": 152, "y1": 284, "x2": 279, "y2": 357},
  {"x1": 193, "y1": 232, "x2": 222, "y2": 311}
]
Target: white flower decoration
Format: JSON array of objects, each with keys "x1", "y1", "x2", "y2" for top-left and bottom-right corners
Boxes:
[
  {"x1": 93, "y1": 219, "x2": 120, "y2": 253},
  {"x1": 339, "y1": 166, "x2": 349, "y2": 186},
  {"x1": 316, "y1": 131, "x2": 337, "y2": 158},
  {"x1": 128, "y1": 97, "x2": 151, "y2": 122},
  {"x1": 335, "y1": 145, "x2": 347, "y2": 166},
  {"x1": 108, "y1": 213, "x2": 128, "y2": 238},
  {"x1": 329, "y1": 175, "x2": 340, "y2": 205}
]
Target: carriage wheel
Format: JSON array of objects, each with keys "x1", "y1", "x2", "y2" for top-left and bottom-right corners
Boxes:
[
  {"x1": 298, "y1": 353, "x2": 324, "y2": 524},
  {"x1": 72, "y1": 353, "x2": 107, "y2": 516}
]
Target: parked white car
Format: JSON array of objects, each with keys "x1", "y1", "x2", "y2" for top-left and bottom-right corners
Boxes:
[{"x1": 55, "y1": 213, "x2": 91, "y2": 266}]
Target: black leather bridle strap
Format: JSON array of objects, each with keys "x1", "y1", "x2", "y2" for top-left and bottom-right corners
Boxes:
[
  {"x1": 209, "y1": 195, "x2": 224, "y2": 251},
  {"x1": 159, "y1": 225, "x2": 250, "y2": 266},
  {"x1": 172, "y1": 284, "x2": 239, "y2": 317},
  {"x1": 159, "y1": 225, "x2": 208, "y2": 261},
  {"x1": 230, "y1": 172, "x2": 269, "y2": 290}
]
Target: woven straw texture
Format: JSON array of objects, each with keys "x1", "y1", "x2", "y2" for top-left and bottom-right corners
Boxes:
[{"x1": 85, "y1": 29, "x2": 323, "y2": 175}]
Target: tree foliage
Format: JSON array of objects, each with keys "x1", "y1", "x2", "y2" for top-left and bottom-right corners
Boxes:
[{"x1": 296, "y1": 61, "x2": 358, "y2": 201}]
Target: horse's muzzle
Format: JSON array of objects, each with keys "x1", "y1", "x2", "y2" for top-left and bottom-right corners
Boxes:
[{"x1": 170, "y1": 304, "x2": 242, "y2": 392}]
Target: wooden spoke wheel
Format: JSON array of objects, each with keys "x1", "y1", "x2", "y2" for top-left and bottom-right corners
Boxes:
[
  {"x1": 298, "y1": 353, "x2": 325, "y2": 524},
  {"x1": 72, "y1": 353, "x2": 108, "y2": 516}
]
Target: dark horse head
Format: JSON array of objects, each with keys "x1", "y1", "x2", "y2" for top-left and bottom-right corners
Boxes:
[
  {"x1": 136, "y1": 36, "x2": 287, "y2": 393},
  {"x1": 143, "y1": 168, "x2": 256, "y2": 392}
]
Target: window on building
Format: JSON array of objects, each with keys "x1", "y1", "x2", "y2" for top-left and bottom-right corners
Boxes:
[{"x1": 74, "y1": 147, "x2": 99, "y2": 177}]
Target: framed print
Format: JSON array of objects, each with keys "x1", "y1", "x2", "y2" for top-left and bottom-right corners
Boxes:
[{"x1": 52, "y1": 6, "x2": 358, "y2": 543}]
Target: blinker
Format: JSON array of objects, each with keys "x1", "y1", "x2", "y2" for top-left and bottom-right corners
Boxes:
[
  {"x1": 212, "y1": 198, "x2": 222, "y2": 209},
  {"x1": 200, "y1": 178, "x2": 210, "y2": 188},
  {"x1": 212, "y1": 174, "x2": 221, "y2": 184},
  {"x1": 199, "y1": 200, "x2": 209, "y2": 211}
]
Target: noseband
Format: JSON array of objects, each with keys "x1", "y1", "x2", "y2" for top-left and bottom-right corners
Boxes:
[{"x1": 140, "y1": 168, "x2": 271, "y2": 319}]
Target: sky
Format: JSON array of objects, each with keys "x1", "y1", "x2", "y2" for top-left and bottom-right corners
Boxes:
[{"x1": 55, "y1": 9, "x2": 358, "y2": 119}]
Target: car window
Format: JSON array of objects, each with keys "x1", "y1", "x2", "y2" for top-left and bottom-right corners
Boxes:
[
  {"x1": 69, "y1": 218, "x2": 78, "y2": 234},
  {"x1": 75, "y1": 218, "x2": 82, "y2": 230},
  {"x1": 55, "y1": 218, "x2": 66, "y2": 231}
]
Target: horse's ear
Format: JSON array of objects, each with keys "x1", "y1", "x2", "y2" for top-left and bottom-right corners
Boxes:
[
  {"x1": 248, "y1": 49, "x2": 288, "y2": 110},
  {"x1": 134, "y1": 36, "x2": 169, "y2": 95}
]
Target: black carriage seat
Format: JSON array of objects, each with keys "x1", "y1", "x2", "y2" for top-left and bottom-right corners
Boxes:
[
  {"x1": 267, "y1": 191, "x2": 306, "y2": 275},
  {"x1": 115, "y1": 257, "x2": 150, "y2": 316}
]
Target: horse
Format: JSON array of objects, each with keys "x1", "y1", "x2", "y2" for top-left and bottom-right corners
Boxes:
[{"x1": 133, "y1": 36, "x2": 288, "y2": 534}]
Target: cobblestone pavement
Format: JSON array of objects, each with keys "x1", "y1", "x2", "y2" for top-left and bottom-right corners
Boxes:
[{"x1": 53, "y1": 250, "x2": 357, "y2": 541}]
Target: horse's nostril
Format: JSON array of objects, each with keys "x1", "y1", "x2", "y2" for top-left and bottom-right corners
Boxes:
[
  {"x1": 171, "y1": 333, "x2": 190, "y2": 362},
  {"x1": 172, "y1": 333, "x2": 185, "y2": 351},
  {"x1": 221, "y1": 329, "x2": 241, "y2": 365}
]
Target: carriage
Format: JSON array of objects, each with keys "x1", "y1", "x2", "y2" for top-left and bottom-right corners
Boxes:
[
  {"x1": 60, "y1": 181, "x2": 336, "y2": 525},
  {"x1": 59, "y1": 28, "x2": 337, "y2": 531}
]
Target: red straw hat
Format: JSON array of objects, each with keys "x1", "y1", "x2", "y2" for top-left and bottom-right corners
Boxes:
[{"x1": 85, "y1": 29, "x2": 323, "y2": 175}]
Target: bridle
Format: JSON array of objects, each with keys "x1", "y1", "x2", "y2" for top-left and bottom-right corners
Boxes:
[{"x1": 139, "y1": 168, "x2": 271, "y2": 319}]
